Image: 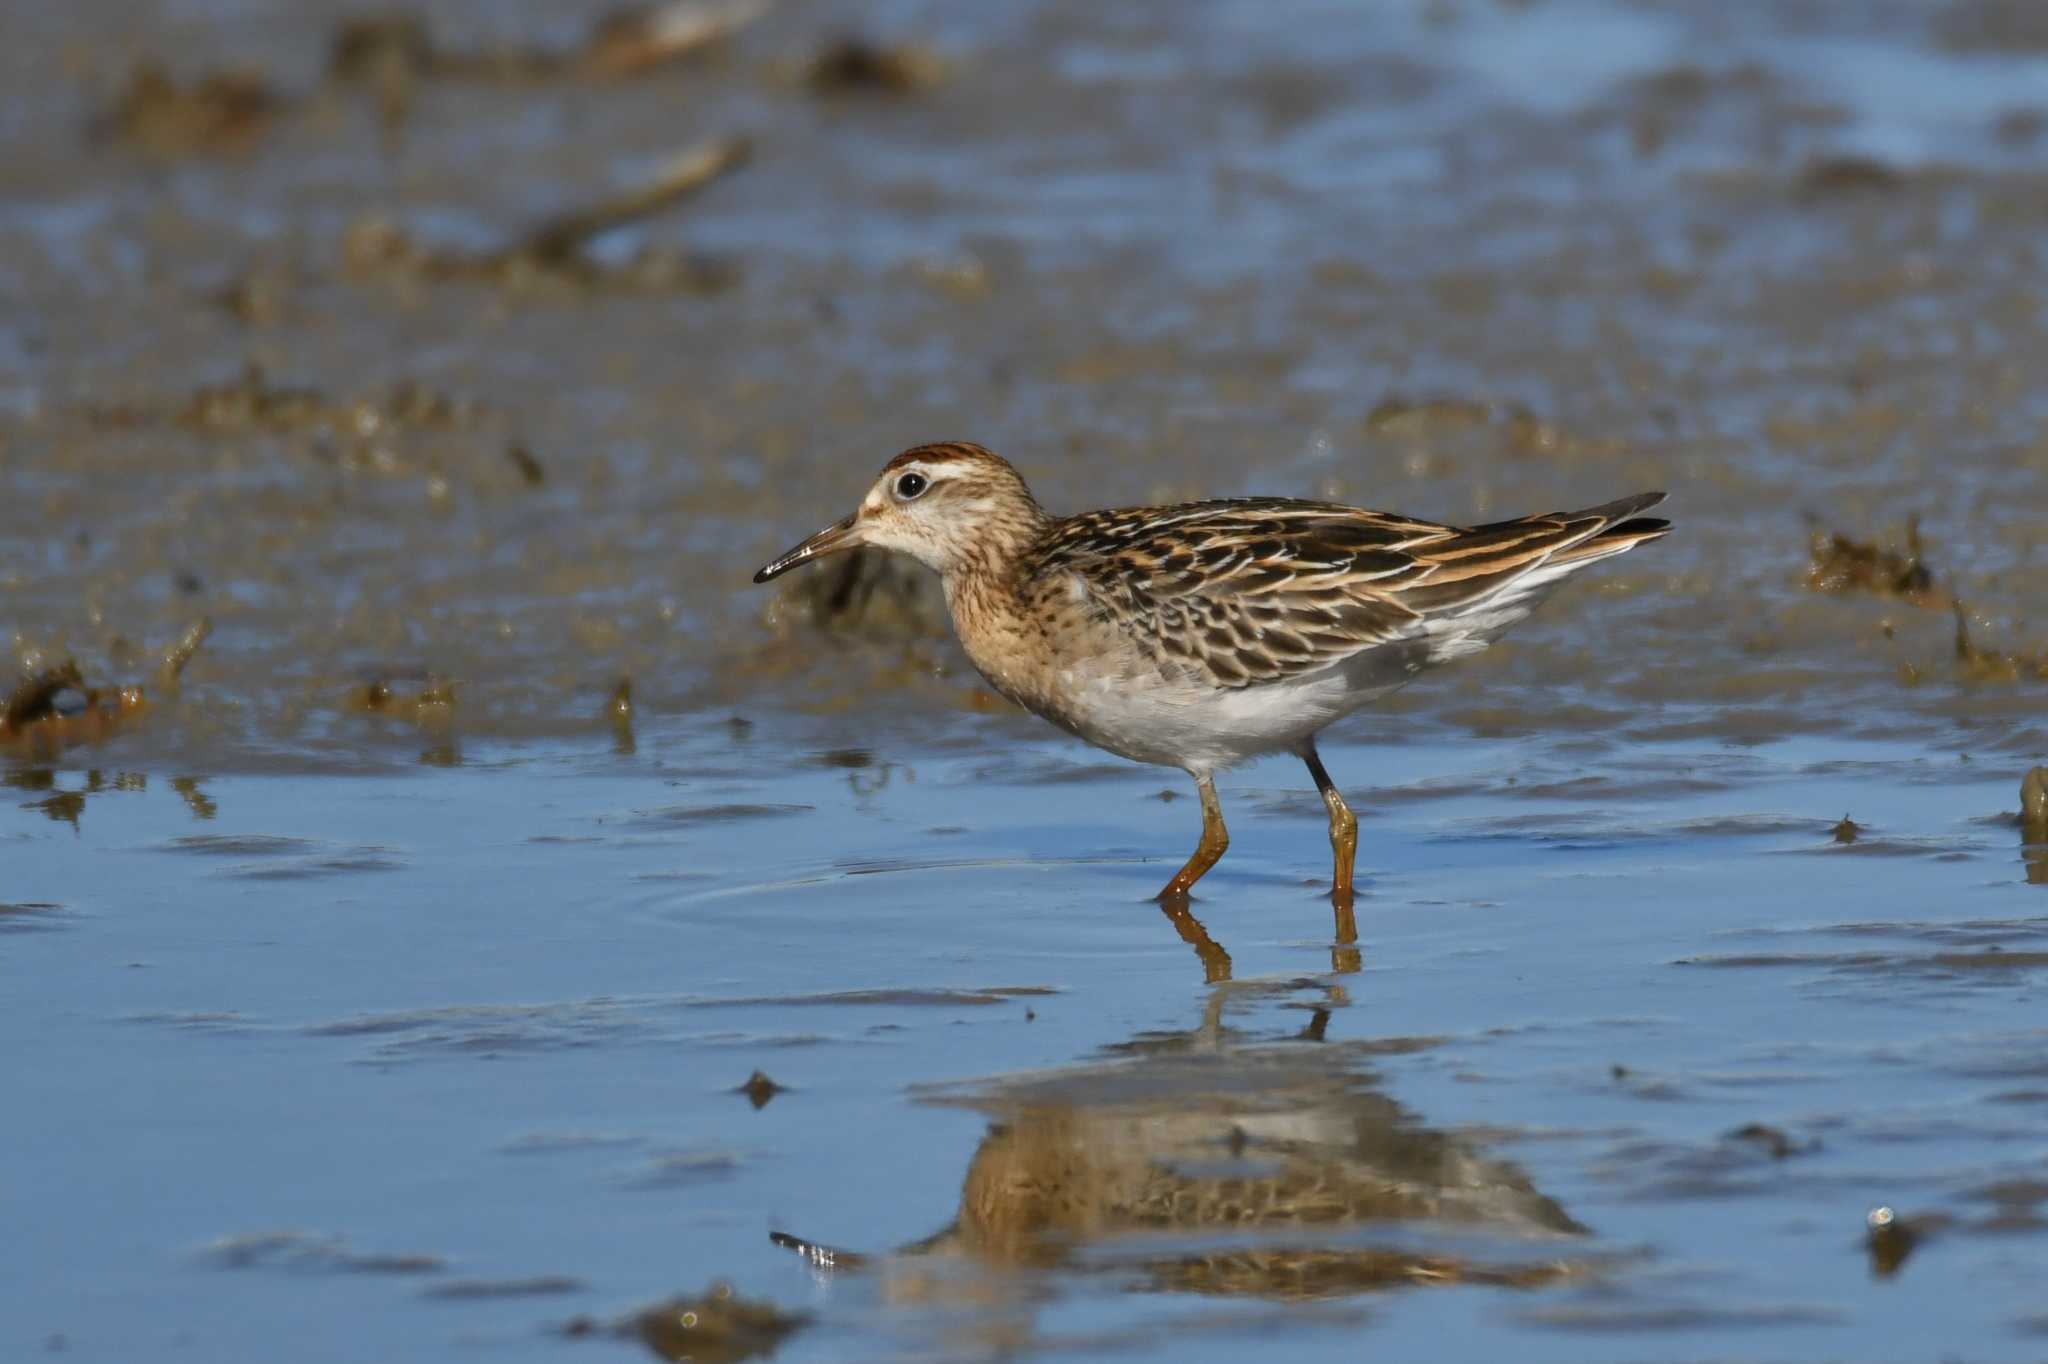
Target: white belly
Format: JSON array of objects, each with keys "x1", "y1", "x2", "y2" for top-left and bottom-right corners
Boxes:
[{"x1": 1048, "y1": 644, "x2": 1428, "y2": 775}]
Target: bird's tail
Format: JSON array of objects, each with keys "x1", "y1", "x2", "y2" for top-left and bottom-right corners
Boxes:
[
  {"x1": 1543, "y1": 491, "x2": 1671, "y2": 566},
  {"x1": 1408, "y1": 492, "x2": 1670, "y2": 662}
]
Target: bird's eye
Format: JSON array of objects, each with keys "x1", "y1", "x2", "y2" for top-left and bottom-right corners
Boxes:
[{"x1": 894, "y1": 471, "x2": 929, "y2": 500}]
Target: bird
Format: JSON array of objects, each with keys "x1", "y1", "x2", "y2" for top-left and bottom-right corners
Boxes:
[{"x1": 754, "y1": 442, "x2": 1668, "y2": 906}]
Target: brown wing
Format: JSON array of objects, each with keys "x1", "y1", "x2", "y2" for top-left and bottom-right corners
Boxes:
[{"x1": 1035, "y1": 494, "x2": 1668, "y2": 688}]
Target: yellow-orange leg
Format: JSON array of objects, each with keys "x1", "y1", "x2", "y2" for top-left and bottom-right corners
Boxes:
[
  {"x1": 1159, "y1": 774, "x2": 1228, "y2": 900},
  {"x1": 1301, "y1": 739, "x2": 1362, "y2": 971},
  {"x1": 1300, "y1": 739, "x2": 1358, "y2": 904}
]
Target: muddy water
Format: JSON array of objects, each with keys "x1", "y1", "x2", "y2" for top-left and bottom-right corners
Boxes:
[{"x1": 5, "y1": 0, "x2": 2048, "y2": 1360}]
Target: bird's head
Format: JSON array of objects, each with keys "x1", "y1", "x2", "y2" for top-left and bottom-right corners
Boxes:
[{"x1": 753, "y1": 442, "x2": 1045, "y2": 583}]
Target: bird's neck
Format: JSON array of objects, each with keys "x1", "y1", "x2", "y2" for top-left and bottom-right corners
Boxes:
[
  {"x1": 939, "y1": 504, "x2": 1056, "y2": 711},
  {"x1": 939, "y1": 498, "x2": 1051, "y2": 593}
]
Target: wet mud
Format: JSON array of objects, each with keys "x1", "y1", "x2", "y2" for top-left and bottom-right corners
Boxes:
[{"x1": 5, "y1": 1, "x2": 2048, "y2": 1362}]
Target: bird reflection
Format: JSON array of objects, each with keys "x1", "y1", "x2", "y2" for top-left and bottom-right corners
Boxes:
[
  {"x1": 769, "y1": 978, "x2": 1589, "y2": 1345},
  {"x1": 1160, "y1": 901, "x2": 1233, "y2": 982},
  {"x1": 2022, "y1": 767, "x2": 2046, "y2": 885},
  {"x1": 1160, "y1": 890, "x2": 1361, "y2": 981}
]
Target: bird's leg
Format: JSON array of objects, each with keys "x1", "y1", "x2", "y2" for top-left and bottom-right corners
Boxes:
[
  {"x1": 1299, "y1": 738, "x2": 1358, "y2": 907},
  {"x1": 1159, "y1": 774, "x2": 1228, "y2": 900}
]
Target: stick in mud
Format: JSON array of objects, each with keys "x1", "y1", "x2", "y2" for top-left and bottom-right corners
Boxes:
[
  {"x1": 343, "y1": 135, "x2": 752, "y2": 287},
  {"x1": 332, "y1": 0, "x2": 773, "y2": 84},
  {"x1": 519, "y1": 137, "x2": 753, "y2": 263},
  {"x1": 581, "y1": 0, "x2": 774, "y2": 78}
]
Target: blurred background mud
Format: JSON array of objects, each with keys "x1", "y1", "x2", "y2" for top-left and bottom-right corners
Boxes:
[{"x1": 5, "y1": 0, "x2": 2046, "y2": 768}]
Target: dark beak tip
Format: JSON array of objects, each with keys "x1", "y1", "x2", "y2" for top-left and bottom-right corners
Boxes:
[{"x1": 751, "y1": 514, "x2": 859, "y2": 586}]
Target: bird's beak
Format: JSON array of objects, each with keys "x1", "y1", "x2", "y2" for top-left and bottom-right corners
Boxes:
[{"x1": 752, "y1": 513, "x2": 862, "y2": 583}]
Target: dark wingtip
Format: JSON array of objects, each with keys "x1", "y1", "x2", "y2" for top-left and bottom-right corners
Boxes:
[{"x1": 1596, "y1": 491, "x2": 1668, "y2": 520}]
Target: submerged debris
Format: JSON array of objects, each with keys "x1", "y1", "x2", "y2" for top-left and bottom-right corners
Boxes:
[
  {"x1": 562, "y1": 1281, "x2": 808, "y2": 1363},
  {"x1": 1723, "y1": 1122, "x2": 1815, "y2": 1159},
  {"x1": 805, "y1": 38, "x2": 944, "y2": 94},
  {"x1": 735, "y1": 1070, "x2": 784, "y2": 1109},
  {"x1": 608, "y1": 679, "x2": 636, "y2": 754},
  {"x1": 1803, "y1": 517, "x2": 1944, "y2": 607},
  {"x1": 343, "y1": 136, "x2": 749, "y2": 292},
  {"x1": 1865, "y1": 1205, "x2": 1922, "y2": 1277},
  {"x1": 1831, "y1": 815, "x2": 1859, "y2": 845},
  {"x1": 99, "y1": 62, "x2": 284, "y2": 156}
]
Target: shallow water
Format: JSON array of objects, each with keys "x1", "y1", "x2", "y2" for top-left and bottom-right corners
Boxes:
[
  {"x1": 9, "y1": 722, "x2": 2048, "y2": 1360},
  {"x1": 6, "y1": 0, "x2": 2048, "y2": 1360}
]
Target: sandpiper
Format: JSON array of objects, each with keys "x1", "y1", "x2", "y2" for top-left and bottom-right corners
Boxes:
[{"x1": 755, "y1": 443, "x2": 1668, "y2": 905}]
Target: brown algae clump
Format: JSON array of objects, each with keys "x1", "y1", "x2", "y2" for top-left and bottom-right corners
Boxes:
[
  {"x1": 1953, "y1": 604, "x2": 2048, "y2": 684},
  {"x1": 561, "y1": 1281, "x2": 808, "y2": 1362},
  {"x1": 734, "y1": 1070, "x2": 784, "y2": 1109},
  {"x1": 99, "y1": 62, "x2": 284, "y2": 156},
  {"x1": 347, "y1": 675, "x2": 459, "y2": 731},
  {"x1": 806, "y1": 38, "x2": 945, "y2": 94},
  {"x1": 1804, "y1": 517, "x2": 1944, "y2": 607},
  {"x1": 2, "y1": 623, "x2": 209, "y2": 759}
]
